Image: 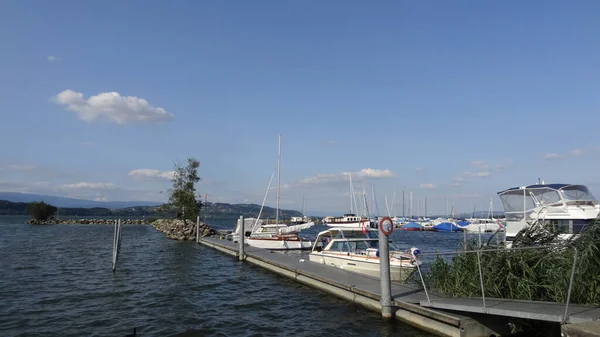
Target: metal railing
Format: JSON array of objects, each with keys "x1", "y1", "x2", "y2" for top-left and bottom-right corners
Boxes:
[{"x1": 413, "y1": 244, "x2": 579, "y2": 324}]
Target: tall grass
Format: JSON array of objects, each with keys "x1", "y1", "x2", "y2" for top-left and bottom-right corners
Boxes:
[{"x1": 423, "y1": 219, "x2": 600, "y2": 305}]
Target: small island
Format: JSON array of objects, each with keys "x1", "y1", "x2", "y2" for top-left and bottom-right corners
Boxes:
[{"x1": 4, "y1": 157, "x2": 306, "y2": 241}]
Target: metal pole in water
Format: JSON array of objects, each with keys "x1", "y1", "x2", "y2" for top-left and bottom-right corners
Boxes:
[
  {"x1": 238, "y1": 215, "x2": 245, "y2": 261},
  {"x1": 112, "y1": 219, "x2": 122, "y2": 272},
  {"x1": 379, "y1": 217, "x2": 393, "y2": 319},
  {"x1": 196, "y1": 215, "x2": 200, "y2": 243},
  {"x1": 112, "y1": 219, "x2": 118, "y2": 270}
]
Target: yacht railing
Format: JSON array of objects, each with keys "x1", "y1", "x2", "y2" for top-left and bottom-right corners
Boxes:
[{"x1": 414, "y1": 244, "x2": 579, "y2": 324}]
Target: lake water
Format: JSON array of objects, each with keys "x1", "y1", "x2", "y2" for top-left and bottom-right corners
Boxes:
[{"x1": 0, "y1": 216, "x2": 484, "y2": 337}]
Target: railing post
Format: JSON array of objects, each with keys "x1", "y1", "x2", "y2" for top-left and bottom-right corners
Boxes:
[
  {"x1": 563, "y1": 247, "x2": 578, "y2": 324},
  {"x1": 415, "y1": 257, "x2": 431, "y2": 305},
  {"x1": 476, "y1": 250, "x2": 486, "y2": 311}
]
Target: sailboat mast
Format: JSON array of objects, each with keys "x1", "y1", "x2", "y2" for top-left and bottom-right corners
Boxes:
[
  {"x1": 348, "y1": 173, "x2": 354, "y2": 213},
  {"x1": 402, "y1": 190, "x2": 405, "y2": 218},
  {"x1": 276, "y1": 134, "x2": 281, "y2": 225},
  {"x1": 409, "y1": 191, "x2": 413, "y2": 218}
]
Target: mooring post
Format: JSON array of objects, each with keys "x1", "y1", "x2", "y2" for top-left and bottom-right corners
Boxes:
[
  {"x1": 112, "y1": 219, "x2": 118, "y2": 269},
  {"x1": 112, "y1": 219, "x2": 122, "y2": 272},
  {"x1": 379, "y1": 217, "x2": 394, "y2": 319},
  {"x1": 238, "y1": 215, "x2": 245, "y2": 261},
  {"x1": 196, "y1": 215, "x2": 200, "y2": 243}
]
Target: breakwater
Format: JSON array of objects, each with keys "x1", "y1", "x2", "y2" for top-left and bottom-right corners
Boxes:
[
  {"x1": 25, "y1": 218, "x2": 149, "y2": 225},
  {"x1": 151, "y1": 219, "x2": 217, "y2": 240}
]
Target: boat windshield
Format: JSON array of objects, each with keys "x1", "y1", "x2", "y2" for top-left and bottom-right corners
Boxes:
[{"x1": 561, "y1": 185, "x2": 596, "y2": 202}]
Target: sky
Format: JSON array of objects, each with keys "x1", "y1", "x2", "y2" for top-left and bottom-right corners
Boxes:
[{"x1": 1, "y1": 0, "x2": 599, "y2": 215}]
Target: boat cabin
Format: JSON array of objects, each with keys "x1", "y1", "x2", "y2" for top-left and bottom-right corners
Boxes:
[
  {"x1": 312, "y1": 227, "x2": 400, "y2": 254},
  {"x1": 497, "y1": 183, "x2": 600, "y2": 236}
]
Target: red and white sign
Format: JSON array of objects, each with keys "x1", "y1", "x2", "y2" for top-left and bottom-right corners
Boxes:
[{"x1": 379, "y1": 217, "x2": 394, "y2": 236}]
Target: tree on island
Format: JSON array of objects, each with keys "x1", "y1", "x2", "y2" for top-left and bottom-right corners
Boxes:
[
  {"x1": 27, "y1": 201, "x2": 58, "y2": 221},
  {"x1": 161, "y1": 157, "x2": 202, "y2": 221}
]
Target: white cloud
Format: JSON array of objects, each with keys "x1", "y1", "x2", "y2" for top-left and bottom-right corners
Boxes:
[
  {"x1": 543, "y1": 153, "x2": 564, "y2": 160},
  {"x1": 354, "y1": 168, "x2": 395, "y2": 179},
  {"x1": 61, "y1": 182, "x2": 117, "y2": 190},
  {"x1": 463, "y1": 171, "x2": 490, "y2": 178},
  {"x1": 571, "y1": 149, "x2": 584, "y2": 157},
  {"x1": 289, "y1": 168, "x2": 396, "y2": 188},
  {"x1": 452, "y1": 177, "x2": 463, "y2": 186},
  {"x1": 7, "y1": 164, "x2": 37, "y2": 171},
  {"x1": 47, "y1": 56, "x2": 57, "y2": 62},
  {"x1": 53, "y1": 89, "x2": 174, "y2": 124},
  {"x1": 128, "y1": 169, "x2": 175, "y2": 181},
  {"x1": 469, "y1": 160, "x2": 489, "y2": 169},
  {"x1": 420, "y1": 183, "x2": 436, "y2": 189}
]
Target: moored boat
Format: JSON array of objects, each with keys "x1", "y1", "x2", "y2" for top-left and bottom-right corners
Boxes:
[
  {"x1": 309, "y1": 227, "x2": 420, "y2": 282},
  {"x1": 498, "y1": 182, "x2": 600, "y2": 247},
  {"x1": 401, "y1": 222, "x2": 423, "y2": 231}
]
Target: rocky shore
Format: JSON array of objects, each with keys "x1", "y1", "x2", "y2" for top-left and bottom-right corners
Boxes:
[
  {"x1": 25, "y1": 218, "x2": 149, "y2": 225},
  {"x1": 151, "y1": 218, "x2": 217, "y2": 241}
]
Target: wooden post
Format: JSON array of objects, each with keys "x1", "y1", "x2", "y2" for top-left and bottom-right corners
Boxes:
[
  {"x1": 196, "y1": 215, "x2": 200, "y2": 243},
  {"x1": 239, "y1": 215, "x2": 245, "y2": 261}
]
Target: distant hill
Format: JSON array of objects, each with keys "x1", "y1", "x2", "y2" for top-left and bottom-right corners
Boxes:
[
  {"x1": 0, "y1": 198, "x2": 303, "y2": 219},
  {"x1": 0, "y1": 192, "x2": 161, "y2": 208}
]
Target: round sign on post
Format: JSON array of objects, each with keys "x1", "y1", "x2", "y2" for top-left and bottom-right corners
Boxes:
[{"x1": 379, "y1": 216, "x2": 394, "y2": 236}]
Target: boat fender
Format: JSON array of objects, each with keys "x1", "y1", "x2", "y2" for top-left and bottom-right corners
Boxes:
[
  {"x1": 410, "y1": 247, "x2": 420, "y2": 257},
  {"x1": 375, "y1": 250, "x2": 379, "y2": 257}
]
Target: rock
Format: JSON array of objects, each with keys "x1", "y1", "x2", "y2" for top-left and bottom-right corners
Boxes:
[{"x1": 150, "y1": 218, "x2": 216, "y2": 241}]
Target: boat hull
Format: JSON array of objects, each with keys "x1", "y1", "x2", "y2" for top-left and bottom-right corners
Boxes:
[
  {"x1": 308, "y1": 252, "x2": 416, "y2": 282},
  {"x1": 246, "y1": 237, "x2": 313, "y2": 250},
  {"x1": 325, "y1": 220, "x2": 371, "y2": 229}
]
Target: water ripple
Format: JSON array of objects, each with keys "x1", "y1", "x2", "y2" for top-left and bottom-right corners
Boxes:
[{"x1": 0, "y1": 217, "x2": 435, "y2": 337}]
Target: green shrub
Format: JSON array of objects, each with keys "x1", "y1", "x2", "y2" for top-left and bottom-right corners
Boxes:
[{"x1": 26, "y1": 201, "x2": 57, "y2": 221}]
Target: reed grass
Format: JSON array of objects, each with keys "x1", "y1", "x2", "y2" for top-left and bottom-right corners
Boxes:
[{"x1": 423, "y1": 219, "x2": 600, "y2": 305}]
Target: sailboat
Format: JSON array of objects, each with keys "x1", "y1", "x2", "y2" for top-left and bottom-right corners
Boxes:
[{"x1": 245, "y1": 134, "x2": 316, "y2": 250}]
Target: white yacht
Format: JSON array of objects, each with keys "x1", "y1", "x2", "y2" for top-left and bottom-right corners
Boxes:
[
  {"x1": 497, "y1": 183, "x2": 600, "y2": 247},
  {"x1": 309, "y1": 227, "x2": 420, "y2": 282},
  {"x1": 323, "y1": 213, "x2": 373, "y2": 229}
]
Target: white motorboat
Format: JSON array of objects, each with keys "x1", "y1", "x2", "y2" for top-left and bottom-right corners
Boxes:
[
  {"x1": 246, "y1": 233, "x2": 315, "y2": 250},
  {"x1": 309, "y1": 227, "x2": 420, "y2": 282},
  {"x1": 497, "y1": 182, "x2": 600, "y2": 247}
]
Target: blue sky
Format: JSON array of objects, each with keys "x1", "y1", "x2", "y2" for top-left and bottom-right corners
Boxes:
[{"x1": 1, "y1": 0, "x2": 599, "y2": 215}]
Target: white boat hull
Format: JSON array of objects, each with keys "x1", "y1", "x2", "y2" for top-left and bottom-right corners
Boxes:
[
  {"x1": 308, "y1": 252, "x2": 416, "y2": 282},
  {"x1": 246, "y1": 237, "x2": 313, "y2": 250},
  {"x1": 325, "y1": 220, "x2": 370, "y2": 229}
]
